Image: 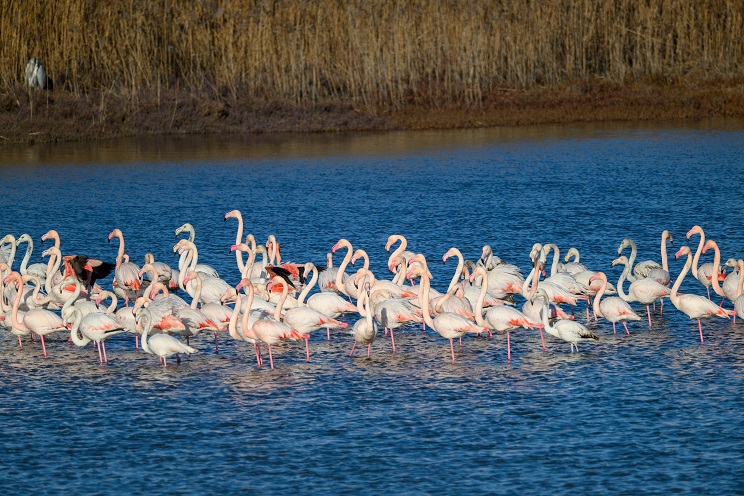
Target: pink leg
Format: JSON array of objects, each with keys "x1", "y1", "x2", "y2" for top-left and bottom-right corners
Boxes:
[
  {"x1": 390, "y1": 328, "x2": 396, "y2": 354},
  {"x1": 96, "y1": 341, "x2": 103, "y2": 364},
  {"x1": 506, "y1": 331, "x2": 511, "y2": 361},
  {"x1": 698, "y1": 320, "x2": 705, "y2": 344},
  {"x1": 539, "y1": 328, "x2": 545, "y2": 350},
  {"x1": 135, "y1": 334, "x2": 139, "y2": 349},
  {"x1": 268, "y1": 344, "x2": 275, "y2": 369},
  {"x1": 17, "y1": 335, "x2": 22, "y2": 349},
  {"x1": 707, "y1": 287, "x2": 711, "y2": 300},
  {"x1": 623, "y1": 321, "x2": 630, "y2": 335},
  {"x1": 163, "y1": 356, "x2": 167, "y2": 367},
  {"x1": 304, "y1": 337, "x2": 310, "y2": 361},
  {"x1": 612, "y1": 322, "x2": 617, "y2": 335},
  {"x1": 384, "y1": 327, "x2": 388, "y2": 336},
  {"x1": 349, "y1": 342, "x2": 356, "y2": 357},
  {"x1": 254, "y1": 344, "x2": 262, "y2": 367},
  {"x1": 214, "y1": 330, "x2": 219, "y2": 354},
  {"x1": 719, "y1": 297, "x2": 726, "y2": 308},
  {"x1": 102, "y1": 342, "x2": 109, "y2": 362},
  {"x1": 40, "y1": 335, "x2": 48, "y2": 358},
  {"x1": 449, "y1": 338, "x2": 456, "y2": 363},
  {"x1": 459, "y1": 337, "x2": 462, "y2": 349},
  {"x1": 326, "y1": 327, "x2": 330, "y2": 341},
  {"x1": 646, "y1": 305, "x2": 652, "y2": 329},
  {"x1": 660, "y1": 298, "x2": 665, "y2": 315},
  {"x1": 367, "y1": 343, "x2": 371, "y2": 357}
]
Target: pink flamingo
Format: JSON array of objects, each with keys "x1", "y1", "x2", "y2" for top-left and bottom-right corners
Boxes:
[
  {"x1": 108, "y1": 229, "x2": 141, "y2": 303},
  {"x1": 590, "y1": 272, "x2": 641, "y2": 335},
  {"x1": 5, "y1": 272, "x2": 67, "y2": 358},
  {"x1": 407, "y1": 256, "x2": 488, "y2": 363},
  {"x1": 64, "y1": 306, "x2": 126, "y2": 364},
  {"x1": 611, "y1": 255, "x2": 671, "y2": 328},
  {"x1": 671, "y1": 246, "x2": 732, "y2": 344},
  {"x1": 349, "y1": 276, "x2": 378, "y2": 357},
  {"x1": 686, "y1": 226, "x2": 725, "y2": 299},
  {"x1": 471, "y1": 267, "x2": 543, "y2": 360},
  {"x1": 227, "y1": 291, "x2": 263, "y2": 368}
]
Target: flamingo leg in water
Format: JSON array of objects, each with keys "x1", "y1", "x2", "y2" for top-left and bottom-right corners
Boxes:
[
  {"x1": 646, "y1": 305, "x2": 652, "y2": 329},
  {"x1": 135, "y1": 335, "x2": 139, "y2": 349},
  {"x1": 612, "y1": 322, "x2": 617, "y2": 335},
  {"x1": 449, "y1": 338, "x2": 456, "y2": 363},
  {"x1": 268, "y1": 344, "x2": 275, "y2": 369},
  {"x1": 390, "y1": 328, "x2": 396, "y2": 354},
  {"x1": 622, "y1": 321, "x2": 630, "y2": 335},
  {"x1": 326, "y1": 327, "x2": 330, "y2": 341},
  {"x1": 186, "y1": 336, "x2": 190, "y2": 346},
  {"x1": 459, "y1": 337, "x2": 462, "y2": 350},
  {"x1": 163, "y1": 357, "x2": 167, "y2": 368},
  {"x1": 660, "y1": 298, "x2": 664, "y2": 315},
  {"x1": 102, "y1": 342, "x2": 108, "y2": 363},
  {"x1": 304, "y1": 337, "x2": 310, "y2": 361},
  {"x1": 40, "y1": 335, "x2": 47, "y2": 358},
  {"x1": 367, "y1": 343, "x2": 371, "y2": 357},
  {"x1": 96, "y1": 341, "x2": 103, "y2": 364},
  {"x1": 539, "y1": 328, "x2": 545, "y2": 350},
  {"x1": 17, "y1": 336, "x2": 22, "y2": 349},
  {"x1": 349, "y1": 342, "x2": 356, "y2": 357},
  {"x1": 506, "y1": 331, "x2": 511, "y2": 361},
  {"x1": 698, "y1": 320, "x2": 705, "y2": 345},
  {"x1": 707, "y1": 287, "x2": 711, "y2": 300},
  {"x1": 177, "y1": 354, "x2": 181, "y2": 364}
]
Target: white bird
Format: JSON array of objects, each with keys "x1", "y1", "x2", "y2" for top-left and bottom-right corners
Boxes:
[
  {"x1": 533, "y1": 289, "x2": 599, "y2": 353},
  {"x1": 136, "y1": 308, "x2": 197, "y2": 367}
]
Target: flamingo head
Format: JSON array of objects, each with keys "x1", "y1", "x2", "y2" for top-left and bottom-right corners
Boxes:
[
  {"x1": 469, "y1": 266, "x2": 487, "y2": 283},
  {"x1": 230, "y1": 243, "x2": 248, "y2": 253},
  {"x1": 675, "y1": 246, "x2": 691, "y2": 260},
  {"x1": 702, "y1": 239, "x2": 717, "y2": 254},
  {"x1": 617, "y1": 238, "x2": 632, "y2": 255},
  {"x1": 351, "y1": 249, "x2": 364, "y2": 265},
  {"x1": 610, "y1": 256, "x2": 628, "y2": 268},
  {"x1": 589, "y1": 272, "x2": 606, "y2": 283},
  {"x1": 107, "y1": 229, "x2": 121, "y2": 242},
  {"x1": 443, "y1": 247, "x2": 459, "y2": 263},
  {"x1": 686, "y1": 225, "x2": 703, "y2": 240},
  {"x1": 385, "y1": 235, "x2": 401, "y2": 252},
  {"x1": 235, "y1": 278, "x2": 248, "y2": 292},
  {"x1": 479, "y1": 245, "x2": 492, "y2": 262},
  {"x1": 224, "y1": 210, "x2": 239, "y2": 221},
  {"x1": 332, "y1": 239, "x2": 349, "y2": 253}
]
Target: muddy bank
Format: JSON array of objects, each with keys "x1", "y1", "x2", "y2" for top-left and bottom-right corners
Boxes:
[{"x1": 2, "y1": 80, "x2": 744, "y2": 144}]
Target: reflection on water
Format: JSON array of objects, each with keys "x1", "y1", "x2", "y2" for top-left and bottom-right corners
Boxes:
[{"x1": 1, "y1": 120, "x2": 744, "y2": 494}]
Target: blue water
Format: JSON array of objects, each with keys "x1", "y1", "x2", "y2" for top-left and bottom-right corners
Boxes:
[{"x1": 1, "y1": 121, "x2": 744, "y2": 494}]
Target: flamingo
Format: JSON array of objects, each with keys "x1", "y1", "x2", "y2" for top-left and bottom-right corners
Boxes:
[
  {"x1": 318, "y1": 252, "x2": 344, "y2": 292},
  {"x1": 227, "y1": 288, "x2": 263, "y2": 368},
  {"x1": 407, "y1": 258, "x2": 487, "y2": 363},
  {"x1": 471, "y1": 267, "x2": 543, "y2": 360},
  {"x1": 732, "y1": 260, "x2": 744, "y2": 323},
  {"x1": 670, "y1": 246, "x2": 732, "y2": 344},
  {"x1": 646, "y1": 230, "x2": 673, "y2": 286},
  {"x1": 16, "y1": 234, "x2": 48, "y2": 280},
  {"x1": 63, "y1": 306, "x2": 126, "y2": 364},
  {"x1": 136, "y1": 308, "x2": 197, "y2": 367},
  {"x1": 589, "y1": 272, "x2": 641, "y2": 335},
  {"x1": 611, "y1": 255, "x2": 671, "y2": 328},
  {"x1": 618, "y1": 238, "x2": 663, "y2": 281},
  {"x1": 5, "y1": 272, "x2": 67, "y2": 358},
  {"x1": 702, "y1": 240, "x2": 728, "y2": 306},
  {"x1": 108, "y1": 228, "x2": 141, "y2": 302},
  {"x1": 532, "y1": 288, "x2": 599, "y2": 353},
  {"x1": 562, "y1": 247, "x2": 588, "y2": 275},
  {"x1": 250, "y1": 296, "x2": 308, "y2": 371},
  {"x1": 686, "y1": 225, "x2": 725, "y2": 299},
  {"x1": 225, "y1": 210, "x2": 249, "y2": 276},
  {"x1": 349, "y1": 278, "x2": 378, "y2": 357}
]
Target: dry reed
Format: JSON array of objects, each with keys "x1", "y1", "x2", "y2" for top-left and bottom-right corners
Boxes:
[{"x1": 1, "y1": 0, "x2": 743, "y2": 110}]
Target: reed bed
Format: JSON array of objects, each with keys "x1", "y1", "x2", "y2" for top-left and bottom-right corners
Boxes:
[{"x1": 2, "y1": 0, "x2": 744, "y2": 110}]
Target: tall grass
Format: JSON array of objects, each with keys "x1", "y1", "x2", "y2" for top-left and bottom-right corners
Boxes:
[{"x1": 2, "y1": 0, "x2": 743, "y2": 109}]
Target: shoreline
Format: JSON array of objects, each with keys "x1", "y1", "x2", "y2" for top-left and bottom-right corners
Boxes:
[{"x1": 3, "y1": 80, "x2": 744, "y2": 145}]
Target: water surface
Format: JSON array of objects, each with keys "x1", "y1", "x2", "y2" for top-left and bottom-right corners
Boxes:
[{"x1": 1, "y1": 120, "x2": 743, "y2": 494}]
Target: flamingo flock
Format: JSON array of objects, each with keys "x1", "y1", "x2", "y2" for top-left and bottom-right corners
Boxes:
[{"x1": 0, "y1": 219, "x2": 740, "y2": 369}]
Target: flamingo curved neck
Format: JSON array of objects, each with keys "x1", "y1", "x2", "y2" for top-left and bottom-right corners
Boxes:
[
  {"x1": 446, "y1": 249, "x2": 464, "y2": 293},
  {"x1": 297, "y1": 266, "x2": 317, "y2": 305},
  {"x1": 544, "y1": 244, "x2": 561, "y2": 276},
  {"x1": 231, "y1": 213, "x2": 246, "y2": 275},
  {"x1": 592, "y1": 275, "x2": 607, "y2": 317},
  {"x1": 670, "y1": 253, "x2": 692, "y2": 306},
  {"x1": 68, "y1": 309, "x2": 91, "y2": 347},
  {"x1": 335, "y1": 242, "x2": 353, "y2": 296},
  {"x1": 387, "y1": 236, "x2": 407, "y2": 269},
  {"x1": 420, "y1": 275, "x2": 435, "y2": 329},
  {"x1": 690, "y1": 230, "x2": 705, "y2": 279},
  {"x1": 10, "y1": 277, "x2": 28, "y2": 332},
  {"x1": 19, "y1": 238, "x2": 32, "y2": 275},
  {"x1": 660, "y1": 231, "x2": 670, "y2": 272},
  {"x1": 615, "y1": 260, "x2": 631, "y2": 302},
  {"x1": 228, "y1": 294, "x2": 242, "y2": 340},
  {"x1": 708, "y1": 242, "x2": 725, "y2": 297}
]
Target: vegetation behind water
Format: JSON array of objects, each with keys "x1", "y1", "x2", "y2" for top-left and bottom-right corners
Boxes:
[{"x1": 2, "y1": 0, "x2": 744, "y2": 142}]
